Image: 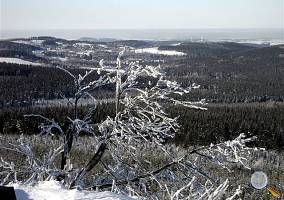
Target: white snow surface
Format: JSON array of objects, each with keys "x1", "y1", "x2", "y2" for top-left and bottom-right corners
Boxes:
[
  {"x1": 135, "y1": 47, "x2": 186, "y2": 56},
  {"x1": 77, "y1": 50, "x2": 93, "y2": 56},
  {"x1": 12, "y1": 40, "x2": 45, "y2": 45},
  {"x1": 0, "y1": 57, "x2": 42, "y2": 65},
  {"x1": 73, "y1": 43, "x2": 92, "y2": 47},
  {"x1": 51, "y1": 57, "x2": 68, "y2": 61},
  {"x1": 98, "y1": 44, "x2": 108, "y2": 48},
  {"x1": 12, "y1": 181, "x2": 136, "y2": 200},
  {"x1": 170, "y1": 43, "x2": 181, "y2": 46}
]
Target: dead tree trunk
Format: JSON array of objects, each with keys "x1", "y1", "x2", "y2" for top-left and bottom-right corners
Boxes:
[{"x1": 69, "y1": 142, "x2": 107, "y2": 188}]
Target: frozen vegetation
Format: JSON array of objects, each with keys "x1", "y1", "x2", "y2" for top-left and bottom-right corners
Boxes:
[{"x1": 0, "y1": 48, "x2": 278, "y2": 199}]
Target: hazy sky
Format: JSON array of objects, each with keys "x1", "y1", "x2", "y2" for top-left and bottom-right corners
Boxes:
[{"x1": 1, "y1": 0, "x2": 283, "y2": 30}]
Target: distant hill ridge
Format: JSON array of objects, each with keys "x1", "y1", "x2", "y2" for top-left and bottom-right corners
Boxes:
[{"x1": 78, "y1": 37, "x2": 117, "y2": 42}]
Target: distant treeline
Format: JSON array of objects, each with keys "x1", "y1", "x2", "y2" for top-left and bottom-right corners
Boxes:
[
  {"x1": 161, "y1": 43, "x2": 284, "y2": 103},
  {"x1": 0, "y1": 41, "x2": 46, "y2": 62},
  {"x1": 1, "y1": 102, "x2": 283, "y2": 150},
  {"x1": 1, "y1": 46, "x2": 284, "y2": 108},
  {"x1": 168, "y1": 103, "x2": 284, "y2": 150},
  {"x1": 0, "y1": 63, "x2": 116, "y2": 108},
  {"x1": 1, "y1": 41, "x2": 283, "y2": 151}
]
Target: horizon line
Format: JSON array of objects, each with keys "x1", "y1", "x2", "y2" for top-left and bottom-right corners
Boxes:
[{"x1": 2, "y1": 28, "x2": 283, "y2": 31}]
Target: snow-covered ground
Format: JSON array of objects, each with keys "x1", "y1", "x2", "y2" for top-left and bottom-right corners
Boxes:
[
  {"x1": 51, "y1": 57, "x2": 68, "y2": 62},
  {"x1": 135, "y1": 47, "x2": 186, "y2": 56},
  {"x1": 12, "y1": 181, "x2": 135, "y2": 200},
  {"x1": 12, "y1": 40, "x2": 45, "y2": 45},
  {"x1": 98, "y1": 44, "x2": 108, "y2": 48},
  {"x1": 0, "y1": 57, "x2": 42, "y2": 65},
  {"x1": 170, "y1": 43, "x2": 181, "y2": 46},
  {"x1": 32, "y1": 50, "x2": 45, "y2": 57},
  {"x1": 77, "y1": 50, "x2": 93, "y2": 56},
  {"x1": 73, "y1": 43, "x2": 92, "y2": 47}
]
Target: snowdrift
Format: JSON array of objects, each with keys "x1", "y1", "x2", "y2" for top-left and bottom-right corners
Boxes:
[{"x1": 12, "y1": 181, "x2": 135, "y2": 200}]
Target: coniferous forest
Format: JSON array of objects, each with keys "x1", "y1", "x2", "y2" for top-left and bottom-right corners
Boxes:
[{"x1": 0, "y1": 40, "x2": 283, "y2": 150}]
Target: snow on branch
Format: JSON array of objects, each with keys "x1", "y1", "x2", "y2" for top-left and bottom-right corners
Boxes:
[
  {"x1": 0, "y1": 158, "x2": 16, "y2": 185},
  {"x1": 0, "y1": 48, "x2": 255, "y2": 199},
  {"x1": 0, "y1": 136, "x2": 64, "y2": 185},
  {"x1": 24, "y1": 114, "x2": 64, "y2": 136}
]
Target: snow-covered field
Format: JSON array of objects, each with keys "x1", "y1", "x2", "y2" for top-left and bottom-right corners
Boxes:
[
  {"x1": 77, "y1": 50, "x2": 93, "y2": 56},
  {"x1": 13, "y1": 181, "x2": 135, "y2": 200},
  {"x1": 51, "y1": 56, "x2": 68, "y2": 62},
  {"x1": 135, "y1": 47, "x2": 186, "y2": 56},
  {"x1": 98, "y1": 44, "x2": 108, "y2": 48},
  {"x1": 0, "y1": 57, "x2": 42, "y2": 65},
  {"x1": 12, "y1": 40, "x2": 45, "y2": 45},
  {"x1": 170, "y1": 43, "x2": 181, "y2": 46},
  {"x1": 73, "y1": 43, "x2": 93, "y2": 47}
]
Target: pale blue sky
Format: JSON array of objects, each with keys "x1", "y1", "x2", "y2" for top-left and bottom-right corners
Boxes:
[{"x1": 1, "y1": 0, "x2": 283, "y2": 30}]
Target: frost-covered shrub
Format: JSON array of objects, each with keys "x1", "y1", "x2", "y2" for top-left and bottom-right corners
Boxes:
[{"x1": 0, "y1": 48, "x2": 255, "y2": 199}]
